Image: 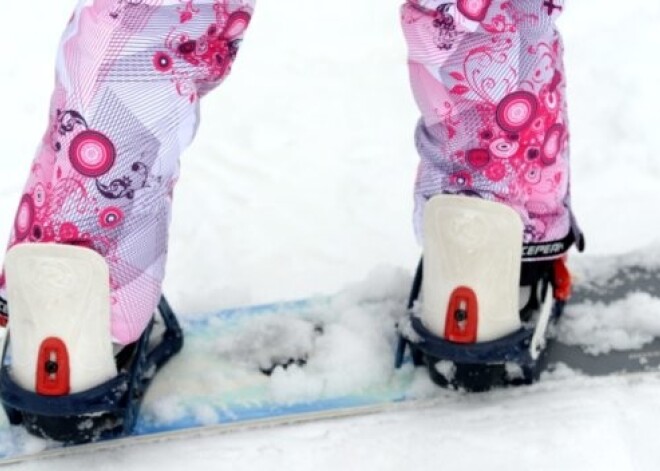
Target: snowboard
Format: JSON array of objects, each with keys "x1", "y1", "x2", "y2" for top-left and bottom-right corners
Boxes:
[{"x1": 0, "y1": 253, "x2": 658, "y2": 465}]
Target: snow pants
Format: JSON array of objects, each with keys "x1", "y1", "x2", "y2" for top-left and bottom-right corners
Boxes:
[{"x1": 1, "y1": 0, "x2": 573, "y2": 344}]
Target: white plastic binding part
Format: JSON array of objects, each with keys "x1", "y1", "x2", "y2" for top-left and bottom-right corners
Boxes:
[
  {"x1": 421, "y1": 195, "x2": 523, "y2": 342},
  {"x1": 530, "y1": 288, "x2": 554, "y2": 359},
  {"x1": 4, "y1": 243, "x2": 117, "y2": 393}
]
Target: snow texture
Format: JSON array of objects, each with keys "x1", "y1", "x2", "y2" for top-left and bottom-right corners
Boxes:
[
  {"x1": 1, "y1": 0, "x2": 660, "y2": 469},
  {"x1": 557, "y1": 293, "x2": 660, "y2": 355}
]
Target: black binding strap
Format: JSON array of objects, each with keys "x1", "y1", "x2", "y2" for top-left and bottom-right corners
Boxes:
[{"x1": 522, "y1": 226, "x2": 585, "y2": 261}]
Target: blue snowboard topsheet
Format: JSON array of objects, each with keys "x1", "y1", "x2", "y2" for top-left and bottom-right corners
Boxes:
[{"x1": 133, "y1": 298, "x2": 413, "y2": 436}]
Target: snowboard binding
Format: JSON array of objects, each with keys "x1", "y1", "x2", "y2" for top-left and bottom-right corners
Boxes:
[
  {"x1": 0, "y1": 244, "x2": 183, "y2": 444},
  {"x1": 395, "y1": 195, "x2": 573, "y2": 392}
]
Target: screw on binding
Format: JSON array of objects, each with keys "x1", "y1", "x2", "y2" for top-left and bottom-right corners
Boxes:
[
  {"x1": 36, "y1": 337, "x2": 70, "y2": 396},
  {"x1": 45, "y1": 360, "x2": 59, "y2": 375},
  {"x1": 454, "y1": 305, "x2": 468, "y2": 323},
  {"x1": 445, "y1": 287, "x2": 478, "y2": 344}
]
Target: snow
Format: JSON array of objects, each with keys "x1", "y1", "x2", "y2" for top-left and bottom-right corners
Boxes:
[
  {"x1": 266, "y1": 269, "x2": 411, "y2": 402},
  {"x1": 215, "y1": 314, "x2": 321, "y2": 372},
  {"x1": 434, "y1": 360, "x2": 457, "y2": 381},
  {"x1": 1, "y1": 0, "x2": 660, "y2": 469},
  {"x1": 557, "y1": 293, "x2": 660, "y2": 355}
]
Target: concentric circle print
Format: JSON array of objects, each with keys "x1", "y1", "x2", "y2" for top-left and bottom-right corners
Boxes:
[
  {"x1": 524, "y1": 165, "x2": 542, "y2": 184},
  {"x1": 496, "y1": 91, "x2": 538, "y2": 133},
  {"x1": 457, "y1": 0, "x2": 492, "y2": 22},
  {"x1": 489, "y1": 138, "x2": 519, "y2": 159},
  {"x1": 153, "y1": 52, "x2": 173, "y2": 72},
  {"x1": 531, "y1": 116, "x2": 545, "y2": 134},
  {"x1": 14, "y1": 194, "x2": 35, "y2": 241},
  {"x1": 99, "y1": 207, "x2": 124, "y2": 229},
  {"x1": 542, "y1": 124, "x2": 565, "y2": 166},
  {"x1": 544, "y1": 90, "x2": 559, "y2": 112},
  {"x1": 69, "y1": 130, "x2": 116, "y2": 177},
  {"x1": 33, "y1": 183, "x2": 47, "y2": 208}
]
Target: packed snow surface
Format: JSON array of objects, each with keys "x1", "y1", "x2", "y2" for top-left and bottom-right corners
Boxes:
[{"x1": 1, "y1": 0, "x2": 659, "y2": 469}]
